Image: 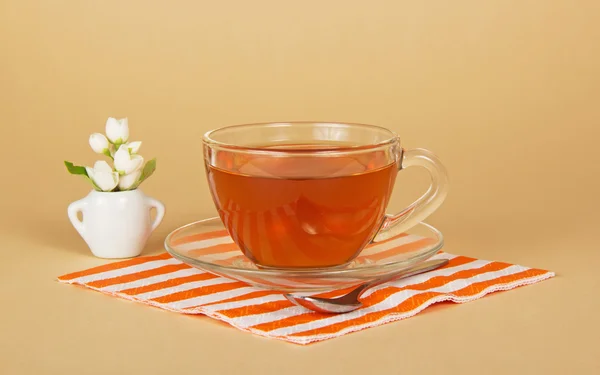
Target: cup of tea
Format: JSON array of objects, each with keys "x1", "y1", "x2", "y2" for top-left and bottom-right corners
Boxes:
[{"x1": 202, "y1": 122, "x2": 448, "y2": 269}]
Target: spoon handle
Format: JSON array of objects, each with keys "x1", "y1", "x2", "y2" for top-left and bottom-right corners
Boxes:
[{"x1": 350, "y1": 258, "x2": 449, "y2": 300}]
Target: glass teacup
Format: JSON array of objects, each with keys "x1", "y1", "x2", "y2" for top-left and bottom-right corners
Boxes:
[{"x1": 203, "y1": 122, "x2": 448, "y2": 269}]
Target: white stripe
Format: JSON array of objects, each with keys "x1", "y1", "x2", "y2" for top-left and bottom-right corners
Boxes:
[
  {"x1": 266, "y1": 278, "x2": 323, "y2": 288},
  {"x1": 243, "y1": 211, "x2": 254, "y2": 251},
  {"x1": 101, "y1": 268, "x2": 202, "y2": 293},
  {"x1": 230, "y1": 306, "x2": 305, "y2": 327},
  {"x1": 265, "y1": 264, "x2": 530, "y2": 336},
  {"x1": 370, "y1": 249, "x2": 455, "y2": 266},
  {"x1": 167, "y1": 286, "x2": 262, "y2": 309},
  {"x1": 360, "y1": 234, "x2": 426, "y2": 256},
  {"x1": 177, "y1": 236, "x2": 233, "y2": 251},
  {"x1": 221, "y1": 204, "x2": 231, "y2": 235},
  {"x1": 361, "y1": 256, "x2": 487, "y2": 297},
  {"x1": 226, "y1": 275, "x2": 314, "y2": 289},
  {"x1": 226, "y1": 275, "x2": 257, "y2": 285},
  {"x1": 204, "y1": 294, "x2": 286, "y2": 312},
  {"x1": 254, "y1": 211, "x2": 267, "y2": 256},
  {"x1": 201, "y1": 251, "x2": 243, "y2": 262},
  {"x1": 230, "y1": 204, "x2": 241, "y2": 245},
  {"x1": 135, "y1": 277, "x2": 237, "y2": 300},
  {"x1": 221, "y1": 207, "x2": 230, "y2": 228},
  {"x1": 73, "y1": 258, "x2": 180, "y2": 284}
]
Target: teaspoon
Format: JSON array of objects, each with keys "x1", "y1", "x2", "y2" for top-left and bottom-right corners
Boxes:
[{"x1": 284, "y1": 258, "x2": 448, "y2": 314}]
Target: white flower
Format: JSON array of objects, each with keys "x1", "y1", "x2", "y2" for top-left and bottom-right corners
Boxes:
[
  {"x1": 124, "y1": 141, "x2": 141, "y2": 154},
  {"x1": 88, "y1": 133, "x2": 110, "y2": 154},
  {"x1": 105, "y1": 117, "x2": 129, "y2": 144},
  {"x1": 114, "y1": 145, "x2": 143, "y2": 175},
  {"x1": 86, "y1": 161, "x2": 119, "y2": 192},
  {"x1": 118, "y1": 169, "x2": 142, "y2": 190}
]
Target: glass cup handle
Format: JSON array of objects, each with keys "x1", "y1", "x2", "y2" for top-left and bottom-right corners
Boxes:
[{"x1": 372, "y1": 148, "x2": 449, "y2": 243}]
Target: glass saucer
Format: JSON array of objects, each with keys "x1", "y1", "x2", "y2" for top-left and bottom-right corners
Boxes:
[{"x1": 164, "y1": 217, "x2": 444, "y2": 292}]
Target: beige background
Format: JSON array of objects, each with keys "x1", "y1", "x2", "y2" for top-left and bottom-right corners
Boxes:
[{"x1": 1, "y1": 1, "x2": 600, "y2": 374}]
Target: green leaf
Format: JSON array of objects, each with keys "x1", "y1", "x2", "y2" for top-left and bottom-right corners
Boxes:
[
  {"x1": 64, "y1": 161, "x2": 87, "y2": 175},
  {"x1": 64, "y1": 161, "x2": 102, "y2": 191},
  {"x1": 83, "y1": 175, "x2": 102, "y2": 191},
  {"x1": 132, "y1": 158, "x2": 156, "y2": 189}
]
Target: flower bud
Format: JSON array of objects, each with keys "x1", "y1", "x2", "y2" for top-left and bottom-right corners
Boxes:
[
  {"x1": 114, "y1": 145, "x2": 143, "y2": 175},
  {"x1": 89, "y1": 133, "x2": 109, "y2": 154},
  {"x1": 85, "y1": 161, "x2": 119, "y2": 191},
  {"x1": 105, "y1": 117, "x2": 129, "y2": 144},
  {"x1": 118, "y1": 169, "x2": 142, "y2": 190}
]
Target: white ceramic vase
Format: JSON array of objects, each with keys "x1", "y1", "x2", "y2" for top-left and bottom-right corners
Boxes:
[{"x1": 67, "y1": 189, "x2": 165, "y2": 258}]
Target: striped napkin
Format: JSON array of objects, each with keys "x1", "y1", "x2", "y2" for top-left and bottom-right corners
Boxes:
[{"x1": 58, "y1": 234, "x2": 554, "y2": 345}]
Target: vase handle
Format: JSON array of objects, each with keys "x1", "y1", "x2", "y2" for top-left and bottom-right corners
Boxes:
[
  {"x1": 146, "y1": 197, "x2": 165, "y2": 232},
  {"x1": 68, "y1": 198, "x2": 87, "y2": 238}
]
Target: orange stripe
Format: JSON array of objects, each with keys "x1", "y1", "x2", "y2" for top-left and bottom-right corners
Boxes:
[
  {"x1": 120, "y1": 272, "x2": 218, "y2": 296},
  {"x1": 364, "y1": 238, "x2": 439, "y2": 262},
  {"x1": 58, "y1": 252, "x2": 172, "y2": 281},
  {"x1": 226, "y1": 202, "x2": 235, "y2": 237},
  {"x1": 251, "y1": 260, "x2": 509, "y2": 332},
  {"x1": 292, "y1": 293, "x2": 447, "y2": 338},
  {"x1": 187, "y1": 243, "x2": 240, "y2": 257},
  {"x1": 246, "y1": 211, "x2": 258, "y2": 256},
  {"x1": 227, "y1": 274, "x2": 288, "y2": 288},
  {"x1": 196, "y1": 290, "x2": 281, "y2": 309},
  {"x1": 365, "y1": 232, "x2": 409, "y2": 247},
  {"x1": 260, "y1": 209, "x2": 280, "y2": 266},
  {"x1": 171, "y1": 229, "x2": 230, "y2": 246},
  {"x1": 218, "y1": 299, "x2": 294, "y2": 318},
  {"x1": 87, "y1": 263, "x2": 191, "y2": 288},
  {"x1": 311, "y1": 256, "x2": 475, "y2": 299},
  {"x1": 213, "y1": 255, "x2": 247, "y2": 266},
  {"x1": 212, "y1": 255, "x2": 250, "y2": 266},
  {"x1": 152, "y1": 281, "x2": 248, "y2": 303},
  {"x1": 362, "y1": 261, "x2": 512, "y2": 303},
  {"x1": 233, "y1": 206, "x2": 245, "y2": 251},
  {"x1": 291, "y1": 268, "x2": 550, "y2": 337},
  {"x1": 432, "y1": 255, "x2": 477, "y2": 268}
]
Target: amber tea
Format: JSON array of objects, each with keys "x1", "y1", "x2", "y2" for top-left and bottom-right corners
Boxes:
[{"x1": 206, "y1": 148, "x2": 398, "y2": 268}]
